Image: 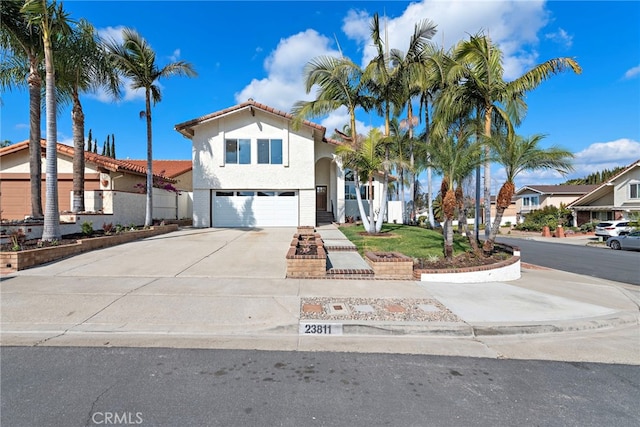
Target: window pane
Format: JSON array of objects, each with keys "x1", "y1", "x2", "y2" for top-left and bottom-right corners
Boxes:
[
  {"x1": 271, "y1": 139, "x2": 283, "y2": 164},
  {"x1": 631, "y1": 184, "x2": 639, "y2": 199},
  {"x1": 278, "y1": 191, "x2": 295, "y2": 196},
  {"x1": 258, "y1": 191, "x2": 275, "y2": 196},
  {"x1": 239, "y1": 139, "x2": 251, "y2": 164},
  {"x1": 345, "y1": 170, "x2": 354, "y2": 181},
  {"x1": 257, "y1": 139, "x2": 269, "y2": 164},
  {"x1": 216, "y1": 191, "x2": 233, "y2": 196},
  {"x1": 225, "y1": 139, "x2": 237, "y2": 164},
  {"x1": 237, "y1": 191, "x2": 254, "y2": 196}
]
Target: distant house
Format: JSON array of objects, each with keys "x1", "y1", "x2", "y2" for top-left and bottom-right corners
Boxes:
[
  {"x1": 567, "y1": 160, "x2": 640, "y2": 226},
  {"x1": 127, "y1": 160, "x2": 192, "y2": 192},
  {"x1": 0, "y1": 140, "x2": 184, "y2": 222},
  {"x1": 175, "y1": 100, "x2": 387, "y2": 228},
  {"x1": 514, "y1": 184, "x2": 598, "y2": 224}
]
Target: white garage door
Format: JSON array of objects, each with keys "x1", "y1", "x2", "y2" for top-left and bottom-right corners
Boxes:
[{"x1": 213, "y1": 190, "x2": 298, "y2": 227}]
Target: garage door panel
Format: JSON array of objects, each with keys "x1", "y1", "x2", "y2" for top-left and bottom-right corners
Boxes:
[{"x1": 213, "y1": 191, "x2": 298, "y2": 227}]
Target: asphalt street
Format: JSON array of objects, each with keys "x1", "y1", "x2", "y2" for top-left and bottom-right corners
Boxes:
[{"x1": 2, "y1": 347, "x2": 639, "y2": 427}]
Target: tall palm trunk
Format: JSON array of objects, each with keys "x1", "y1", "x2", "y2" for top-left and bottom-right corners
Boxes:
[
  {"x1": 28, "y1": 62, "x2": 43, "y2": 218},
  {"x1": 443, "y1": 188, "x2": 456, "y2": 259},
  {"x1": 483, "y1": 181, "x2": 515, "y2": 252},
  {"x1": 71, "y1": 89, "x2": 85, "y2": 212},
  {"x1": 144, "y1": 88, "x2": 153, "y2": 227},
  {"x1": 41, "y1": 31, "x2": 60, "y2": 241},
  {"x1": 483, "y1": 104, "x2": 492, "y2": 240},
  {"x1": 456, "y1": 185, "x2": 479, "y2": 253}
]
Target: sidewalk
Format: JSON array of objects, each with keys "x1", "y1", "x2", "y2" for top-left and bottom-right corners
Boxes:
[{"x1": 1, "y1": 225, "x2": 638, "y2": 364}]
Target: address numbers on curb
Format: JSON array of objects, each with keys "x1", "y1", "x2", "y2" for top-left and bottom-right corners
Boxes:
[{"x1": 299, "y1": 323, "x2": 343, "y2": 335}]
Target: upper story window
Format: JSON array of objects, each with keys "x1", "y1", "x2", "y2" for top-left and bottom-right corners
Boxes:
[
  {"x1": 225, "y1": 139, "x2": 251, "y2": 164},
  {"x1": 630, "y1": 183, "x2": 640, "y2": 199},
  {"x1": 257, "y1": 139, "x2": 283, "y2": 164},
  {"x1": 522, "y1": 195, "x2": 539, "y2": 207}
]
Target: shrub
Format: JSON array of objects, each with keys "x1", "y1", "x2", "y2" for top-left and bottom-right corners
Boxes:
[
  {"x1": 580, "y1": 221, "x2": 597, "y2": 232},
  {"x1": 102, "y1": 222, "x2": 114, "y2": 234},
  {"x1": 81, "y1": 221, "x2": 93, "y2": 236}
]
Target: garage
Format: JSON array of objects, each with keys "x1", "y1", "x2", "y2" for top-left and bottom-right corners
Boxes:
[{"x1": 212, "y1": 190, "x2": 298, "y2": 227}]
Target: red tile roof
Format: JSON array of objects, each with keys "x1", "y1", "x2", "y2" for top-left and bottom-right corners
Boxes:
[
  {"x1": 175, "y1": 99, "x2": 328, "y2": 138},
  {"x1": 0, "y1": 140, "x2": 175, "y2": 181},
  {"x1": 126, "y1": 160, "x2": 192, "y2": 178}
]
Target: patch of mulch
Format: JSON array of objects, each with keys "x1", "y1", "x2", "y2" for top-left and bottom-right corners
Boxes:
[
  {"x1": 356, "y1": 232, "x2": 398, "y2": 238},
  {"x1": 415, "y1": 251, "x2": 511, "y2": 269},
  {"x1": 1, "y1": 231, "x2": 107, "y2": 252}
]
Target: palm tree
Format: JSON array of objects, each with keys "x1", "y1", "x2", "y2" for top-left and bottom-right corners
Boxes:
[
  {"x1": 446, "y1": 34, "x2": 581, "y2": 239},
  {"x1": 335, "y1": 128, "x2": 387, "y2": 234},
  {"x1": 1, "y1": 0, "x2": 44, "y2": 218},
  {"x1": 483, "y1": 133, "x2": 574, "y2": 252},
  {"x1": 292, "y1": 54, "x2": 380, "y2": 229},
  {"x1": 387, "y1": 16, "x2": 437, "y2": 223},
  {"x1": 106, "y1": 28, "x2": 196, "y2": 227},
  {"x1": 21, "y1": 0, "x2": 72, "y2": 241},
  {"x1": 427, "y1": 128, "x2": 483, "y2": 259},
  {"x1": 56, "y1": 19, "x2": 121, "y2": 212}
]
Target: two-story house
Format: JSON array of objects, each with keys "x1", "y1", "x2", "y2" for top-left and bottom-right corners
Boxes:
[
  {"x1": 514, "y1": 184, "x2": 598, "y2": 224},
  {"x1": 174, "y1": 100, "x2": 387, "y2": 228},
  {"x1": 568, "y1": 160, "x2": 640, "y2": 226}
]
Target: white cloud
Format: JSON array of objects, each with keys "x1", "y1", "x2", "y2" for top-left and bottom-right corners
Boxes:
[
  {"x1": 342, "y1": 0, "x2": 549, "y2": 79},
  {"x1": 624, "y1": 65, "x2": 640, "y2": 80},
  {"x1": 545, "y1": 28, "x2": 573, "y2": 48},
  {"x1": 234, "y1": 29, "x2": 340, "y2": 112},
  {"x1": 169, "y1": 49, "x2": 181, "y2": 62}
]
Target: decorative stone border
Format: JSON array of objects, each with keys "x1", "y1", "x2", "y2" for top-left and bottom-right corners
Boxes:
[
  {"x1": 415, "y1": 244, "x2": 521, "y2": 283},
  {"x1": 365, "y1": 251, "x2": 414, "y2": 280},
  {"x1": 1, "y1": 225, "x2": 179, "y2": 272}
]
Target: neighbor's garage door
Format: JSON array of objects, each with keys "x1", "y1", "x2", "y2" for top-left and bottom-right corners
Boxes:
[{"x1": 213, "y1": 190, "x2": 298, "y2": 227}]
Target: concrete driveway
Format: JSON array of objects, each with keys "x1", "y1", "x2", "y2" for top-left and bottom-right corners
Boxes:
[{"x1": 20, "y1": 227, "x2": 297, "y2": 279}]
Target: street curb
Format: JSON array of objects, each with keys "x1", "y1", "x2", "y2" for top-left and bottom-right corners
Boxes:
[{"x1": 471, "y1": 311, "x2": 639, "y2": 336}]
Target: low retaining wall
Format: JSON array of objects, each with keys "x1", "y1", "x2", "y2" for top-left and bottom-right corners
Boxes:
[
  {"x1": 1, "y1": 225, "x2": 178, "y2": 272},
  {"x1": 365, "y1": 251, "x2": 414, "y2": 280},
  {"x1": 415, "y1": 244, "x2": 521, "y2": 283}
]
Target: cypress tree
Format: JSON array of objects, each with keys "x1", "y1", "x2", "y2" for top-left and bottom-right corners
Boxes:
[
  {"x1": 101, "y1": 141, "x2": 106, "y2": 156},
  {"x1": 111, "y1": 134, "x2": 116, "y2": 158},
  {"x1": 87, "y1": 129, "x2": 93, "y2": 151}
]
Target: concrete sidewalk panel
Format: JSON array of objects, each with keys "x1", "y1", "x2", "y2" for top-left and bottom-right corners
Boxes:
[{"x1": 421, "y1": 281, "x2": 617, "y2": 323}]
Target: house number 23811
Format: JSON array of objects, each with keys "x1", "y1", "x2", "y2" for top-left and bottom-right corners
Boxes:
[{"x1": 299, "y1": 323, "x2": 343, "y2": 335}]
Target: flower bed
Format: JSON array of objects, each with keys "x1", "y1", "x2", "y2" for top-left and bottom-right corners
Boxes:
[
  {"x1": 286, "y1": 231, "x2": 327, "y2": 278},
  {"x1": 414, "y1": 243, "x2": 521, "y2": 283},
  {"x1": 1, "y1": 225, "x2": 178, "y2": 272},
  {"x1": 364, "y1": 251, "x2": 414, "y2": 279}
]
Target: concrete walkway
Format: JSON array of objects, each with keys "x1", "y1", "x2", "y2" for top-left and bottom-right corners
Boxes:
[{"x1": 1, "y1": 225, "x2": 638, "y2": 364}]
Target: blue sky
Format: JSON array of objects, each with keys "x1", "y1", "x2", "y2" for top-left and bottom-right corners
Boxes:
[{"x1": 2, "y1": 0, "x2": 639, "y2": 190}]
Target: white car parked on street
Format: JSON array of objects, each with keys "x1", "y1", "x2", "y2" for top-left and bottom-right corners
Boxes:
[{"x1": 595, "y1": 220, "x2": 632, "y2": 240}]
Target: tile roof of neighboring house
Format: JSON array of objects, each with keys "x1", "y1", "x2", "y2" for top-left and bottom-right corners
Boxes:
[
  {"x1": 0, "y1": 140, "x2": 174, "y2": 181},
  {"x1": 516, "y1": 184, "x2": 599, "y2": 195},
  {"x1": 126, "y1": 160, "x2": 192, "y2": 178},
  {"x1": 174, "y1": 99, "x2": 343, "y2": 146},
  {"x1": 568, "y1": 159, "x2": 640, "y2": 207}
]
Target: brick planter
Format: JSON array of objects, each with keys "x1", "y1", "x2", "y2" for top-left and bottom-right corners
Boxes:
[
  {"x1": 365, "y1": 251, "x2": 414, "y2": 279},
  {"x1": 1, "y1": 225, "x2": 178, "y2": 272},
  {"x1": 286, "y1": 232, "x2": 326, "y2": 278}
]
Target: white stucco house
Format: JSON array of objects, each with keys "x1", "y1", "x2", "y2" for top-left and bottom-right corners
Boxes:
[{"x1": 174, "y1": 100, "x2": 388, "y2": 228}]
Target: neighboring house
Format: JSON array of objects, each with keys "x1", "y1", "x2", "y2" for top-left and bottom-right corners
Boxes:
[
  {"x1": 174, "y1": 100, "x2": 386, "y2": 228},
  {"x1": 514, "y1": 184, "x2": 598, "y2": 224},
  {"x1": 0, "y1": 140, "x2": 180, "y2": 221},
  {"x1": 127, "y1": 160, "x2": 192, "y2": 192},
  {"x1": 568, "y1": 160, "x2": 640, "y2": 226}
]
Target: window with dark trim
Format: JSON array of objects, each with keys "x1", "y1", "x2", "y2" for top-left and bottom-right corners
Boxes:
[
  {"x1": 225, "y1": 138, "x2": 251, "y2": 164},
  {"x1": 257, "y1": 139, "x2": 283, "y2": 164}
]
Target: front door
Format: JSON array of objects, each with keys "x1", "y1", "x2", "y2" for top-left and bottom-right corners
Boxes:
[{"x1": 316, "y1": 186, "x2": 327, "y2": 211}]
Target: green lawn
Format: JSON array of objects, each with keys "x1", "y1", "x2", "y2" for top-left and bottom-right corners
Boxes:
[{"x1": 338, "y1": 223, "x2": 470, "y2": 259}]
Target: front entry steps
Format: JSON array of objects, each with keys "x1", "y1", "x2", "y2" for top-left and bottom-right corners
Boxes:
[
  {"x1": 316, "y1": 211, "x2": 335, "y2": 226},
  {"x1": 323, "y1": 240, "x2": 374, "y2": 279}
]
